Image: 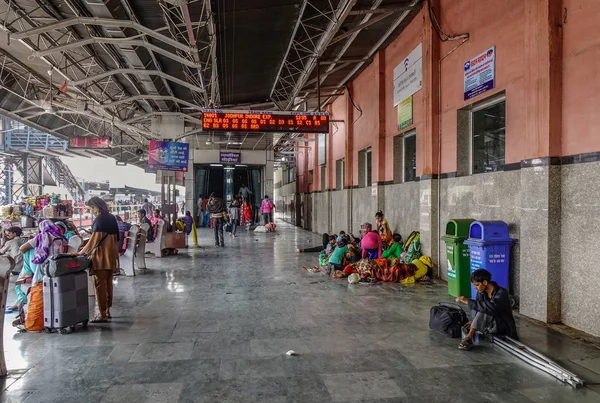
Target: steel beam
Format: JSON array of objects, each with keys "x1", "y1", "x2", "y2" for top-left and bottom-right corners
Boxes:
[
  {"x1": 11, "y1": 17, "x2": 193, "y2": 53},
  {"x1": 348, "y1": 5, "x2": 415, "y2": 15},
  {"x1": 123, "y1": 112, "x2": 203, "y2": 126},
  {"x1": 319, "y1": 1, "x2": 417, "y2": 110},
  {"x1": 71, "y1": 69, "x2": 206, "y2": 95},
  {"x1": 102, "y1": 95, "x2": 202, "y2": 111},
  {"x1": 328, "y1": 11, "x2": 395, "y2": 47},
  {"x1": 270, "y1": 0, "x2": 309, "y2": 99},
  {"x1": 32, "y1": 38, "x2": 200, "y2": 68}
]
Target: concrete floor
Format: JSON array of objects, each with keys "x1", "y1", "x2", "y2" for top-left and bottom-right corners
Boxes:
[{"x1": 1, "y1": 222, "x2": 600, "y2": 403}]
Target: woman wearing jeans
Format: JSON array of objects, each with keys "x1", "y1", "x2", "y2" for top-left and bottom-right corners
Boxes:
[
  {"x1": 79, "y1": 197, "x2": 119, "y2": 323},
  {"x1": 229, "y1": 199, "x2": 241, "y2": 238}
]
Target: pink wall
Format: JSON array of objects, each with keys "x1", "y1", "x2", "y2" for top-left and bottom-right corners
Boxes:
[
  {"x1": 350, "y1": 60, "x2": 379, "y2": 185},
  {"x1": 296, "y1": 0, "x2": 600, "y2": 189},
  {"x1": 330, "y1": 93, "x2": 347, "y2": 188},
  {"x1": 384, "y1": 9, "x2": 425, "y2": 181},
  {"x1": 438, "y1": 0, "x2": 525, "y2": 170},
  {"x1": 562, "y1": 0, "x2": 600, "y2": 156}
]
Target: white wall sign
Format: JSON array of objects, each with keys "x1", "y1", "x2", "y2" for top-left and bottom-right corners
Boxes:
[
  {"x1": 393, "y1": 43, "x2": 423, "y2": 106},
  {"x1": 318, "y1": 133, "x2": 326, "y2": 166}
]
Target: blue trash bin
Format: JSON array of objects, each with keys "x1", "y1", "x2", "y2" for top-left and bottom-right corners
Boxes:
[{"x1": 464, "y1": 221, "x2": 516, "y2": 298}]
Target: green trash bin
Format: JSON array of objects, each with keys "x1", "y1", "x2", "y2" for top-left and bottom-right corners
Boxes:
[{"x1": 441, "y1": 219, "x2": 475, "y2": 298}]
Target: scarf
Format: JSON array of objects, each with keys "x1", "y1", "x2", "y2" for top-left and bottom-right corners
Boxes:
[
  {"x1": 92, "y1": 212, "x2": 119, "y2": 235},
  {"x1": 32, "y1": 220, "x2": 66, "y2": 264}
]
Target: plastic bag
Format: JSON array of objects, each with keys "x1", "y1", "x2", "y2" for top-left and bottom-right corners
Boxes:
[
  {"x1": 254, "y1": 226, "x2": 268, "y2": 233},
  {"x1": 348, "y1": 273, "x2": 360, "y2": 284}
]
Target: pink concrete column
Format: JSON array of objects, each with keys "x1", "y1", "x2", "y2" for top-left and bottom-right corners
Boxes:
[
  {"x1": 419, "y1": 0, "x2": 440, "y2": 177},
  {"x1": 520, "y1": 0, "x2": 563, "y2": 324}
]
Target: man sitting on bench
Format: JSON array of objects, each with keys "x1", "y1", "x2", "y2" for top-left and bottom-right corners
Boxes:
[{"x1": 455, "y1": 269, "x2": 518, "y2": 351}]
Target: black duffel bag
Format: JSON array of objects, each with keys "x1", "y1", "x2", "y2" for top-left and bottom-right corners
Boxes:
[
  {"x1": 429, "y1": 302, "x2": 468, "y2": 338},
  {"x1": 43, "y1": 254, "x2": 90, "y2": 278}
]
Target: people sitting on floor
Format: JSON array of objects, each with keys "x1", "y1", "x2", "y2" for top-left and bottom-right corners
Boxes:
[
  {"x1": 382, "y1": 233, "x2": 403, "y2": 259},
  {"x1": 455, "y1": 269, "x2": 518, "y2": 351},
  {"x1": 361, "y1": 227, "x2": 382, "y2": 259},
  {"x1": 137, "y1": 209, "x2": 155, "y2": 242},
  {"x1": 375, "y1": 211, "x2": 393, "y2": 247},
  {"x1": 328, "y1": 238, "x2": 348, "y2": 275},
  {"x1": 297, "y1": 233, "x2": 337, "y2": 254}
]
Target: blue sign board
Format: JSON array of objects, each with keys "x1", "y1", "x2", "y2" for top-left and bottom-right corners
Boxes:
[
  {"x1": 148, "y1": 140, "x2": 189, "y2": 172},
  {"x1": 464, "y1": 46, "x2": 496, "y2": 101}
]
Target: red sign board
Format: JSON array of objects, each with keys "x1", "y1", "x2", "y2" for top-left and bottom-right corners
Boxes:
[
  {"x1": 202, "y1": 109, "x2": 329, "y2": 134},
  {"x1": 69, "y1": 137, "x2": 110, "y2": 149}
]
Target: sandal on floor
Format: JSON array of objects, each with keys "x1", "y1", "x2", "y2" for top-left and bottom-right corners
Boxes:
[
  {"x1": 458, "y1": 337, "x2": 474, "y2": 351},
  {"x1": 90, "y1": 316, "x2": 109, "y2": 323},
  {"x1": 5, "y1": 307, "x2": 18, "y2": 314}
]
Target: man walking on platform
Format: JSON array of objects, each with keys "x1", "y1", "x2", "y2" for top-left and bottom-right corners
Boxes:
[{"x1": 206, "y1": 193, "x2": 227, "y2": 247}]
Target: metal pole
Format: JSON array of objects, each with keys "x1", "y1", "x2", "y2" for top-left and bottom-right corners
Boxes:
[
  {"x1": 38, "y1": 157, "x2": 44, "y2": 195},
  {"x1": 22, "y1": 154, "x2": 28, "y2": 197},
  {"x1": 317, "y1": 58, "x2": 321, "y2": 112}
]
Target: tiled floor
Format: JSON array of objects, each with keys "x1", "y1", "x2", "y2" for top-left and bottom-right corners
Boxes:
[{"x1": 2, "y1": 222, "x2": 600, "y2": 402}]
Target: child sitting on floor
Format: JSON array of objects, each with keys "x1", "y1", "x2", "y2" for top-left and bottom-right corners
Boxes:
[
  {"x1": 382, "y1": 233, "x2": 403, "y2": 259},
  {"x1": 455, "y1": 269, "x2": 518, "y2": 351},
  {"x1": 328, "y1": 238, "x2": 348, "y2": 275}
]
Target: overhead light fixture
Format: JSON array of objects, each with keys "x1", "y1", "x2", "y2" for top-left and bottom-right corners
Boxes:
[
  {"x1": 209, "y1": 163, "x2": 223, "y2": 167},
  {"x1": 224, "y1": 167, "x2": 235, "y2": 171},
  {"x1": 235, "y1": 164, "x2": 247, "y2": 167},
  {"x1": 205, "y1": 140, "x2": 212, "y2": 145},
  {"x1": 116, "y1": 161, "x2": 127, "y2": 166}
]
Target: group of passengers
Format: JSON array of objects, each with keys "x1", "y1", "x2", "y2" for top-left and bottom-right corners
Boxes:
[
  {"x1": 298, "y1": 210, "x2": 518, "y2": 352},
  {"x1": 297, "y1": 211, "x2": 432, "y2": 284},
  {"x1": 0, "y1": 197, "x2": 120, "y2": 330}
]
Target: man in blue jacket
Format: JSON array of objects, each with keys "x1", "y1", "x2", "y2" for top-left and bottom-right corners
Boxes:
[{"x1": 455, "y1": 269, "x2": 518, "y2": 351}]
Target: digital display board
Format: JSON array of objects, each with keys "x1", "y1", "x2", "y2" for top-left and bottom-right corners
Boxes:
[
  {"x1": 69, "y1": 137, "x2": 110, "y2": 149},
  {"x1": 202, "y1": 109, "x2": 329, "y2": 134}
]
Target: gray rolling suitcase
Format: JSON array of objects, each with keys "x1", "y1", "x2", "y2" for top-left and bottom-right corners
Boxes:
[{"x1": 43, "y1": 271, "x2": 89, "y2": 334}]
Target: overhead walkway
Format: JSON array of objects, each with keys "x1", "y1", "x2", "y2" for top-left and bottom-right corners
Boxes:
[{"x1": 1, "y1": 222, "x2": 599, "y2": 402}]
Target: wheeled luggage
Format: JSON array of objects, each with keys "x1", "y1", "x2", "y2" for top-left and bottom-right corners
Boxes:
[
  {"x1": 43, "y1": 254, "x2": 89, "y2": 278},
  {"x1": 43, "y1": 271, "x2": 89, "y2": 334}
]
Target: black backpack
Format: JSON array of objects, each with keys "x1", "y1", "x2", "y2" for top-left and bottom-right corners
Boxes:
[{"x1": 429, "y1": 303, "x2": 468, "y2": 338}]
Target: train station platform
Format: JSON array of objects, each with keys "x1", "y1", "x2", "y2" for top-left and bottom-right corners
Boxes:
[{"x1": 1, "y1": 223, "x2": 599, "y2": 403}]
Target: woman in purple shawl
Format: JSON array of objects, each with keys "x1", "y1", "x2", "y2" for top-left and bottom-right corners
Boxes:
[
  {"x1": 31, "y1": 220, "x2": 66, "y2": 265},
  {"x1": 16, "y1": 220, "x2": 67, "y2": 331}
]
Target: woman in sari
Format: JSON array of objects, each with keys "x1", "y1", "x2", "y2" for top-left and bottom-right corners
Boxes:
[
  {"x1": 241, "y1": 200, "x2": 253, "y2": 227},
  {"x1": 16, "y1": 220, "x2": 67, "y2": 331},
  {"x1": 375, "y1": 211, "x2": 393, "y2": 246}
]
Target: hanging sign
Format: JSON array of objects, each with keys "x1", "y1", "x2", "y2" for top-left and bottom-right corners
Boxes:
[
  {"x1": 397, "y1": 96, "x2": 413, "y2": 130},
  {"x1": 147, "y1": 140, "x2": 189, "y2": 172},
  {"x1": 464, "y1": 46, "x2": 496, "y2": 100},
  {"x1": 393, "y1": 43, "x2": 423, "y2": 106}
]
